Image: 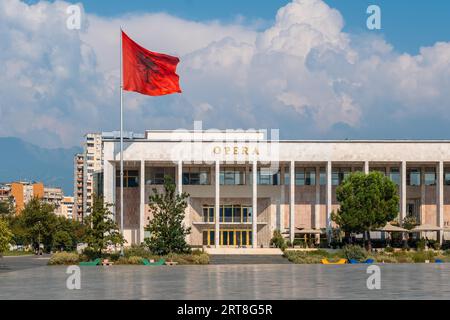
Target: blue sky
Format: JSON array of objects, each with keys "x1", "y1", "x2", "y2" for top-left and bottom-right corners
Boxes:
[
  {"x1": 57, "y1": 0, "x2": 450, "y2": 54},
  {"x1": 3, "y1": 0, "x2": 450, "y2": 147}
]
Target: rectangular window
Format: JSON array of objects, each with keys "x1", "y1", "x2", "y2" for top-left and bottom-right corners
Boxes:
[
  {"x1": 145, "y1": 167, "x2": 175, "y2": 185},
  {"x1": 116, "y1": 170, "x2": 139, "y2": 188},
  {"x1": 295, "y1": 168, "x2": 305, "y2": 185},
  {"x1": 220, "y1": 168, "x2": 245, "y2": 185},
  {"x1": 305, "y1": 168, "x2": 316, "y2": 185},
  {"x1": 332, "y1": 168, "x2": 351, "y2": 185},
  {"x1": 319, "y1": 167, "x2": 326, "y2": 185},
  {"x1": 243, "y1": 207, "x2": 249, "y2": 223},
  {"x1": 294, "y1": 168, "x2": 316, "y2": 185},
  {"x1": 389, "y1": 167, "x2": 400, "y2": 186},
  {"x1": 284, "y1": 167, "x2": 290, "y2": 185},
  {"x1": 445, "y1": 169, "x2": 450, "y2": 185},
  {"x1": 183, "y1": 167, "x2": 210, "y2": 185},
  {"x1": 424, "y1": 168, "x2": 436, "y2": 186},
  {"x1": 224, "y1": 206, "x2": 233, "y2": 223},
  {"x1": 257, "y1": 168, "x2": 280, "y2": 185},
  {"x1": 332, "y1": 169, "x2": 339, "y2": 186},
  {"x1": 233, "y1": 206, "x2": 241, "y2": 222},
  {"x1": 204, "y1": 205, "x2": 252, "y2": 223},
  {"x1": 210, "y1": 231, "x2": 215, "y2": 245},
  {"x1": 407, "y1": 168, "x2": 421, "y2": 186},
  {"x1": 202, "y1": 231, "x2": 208, "y2": 245}
]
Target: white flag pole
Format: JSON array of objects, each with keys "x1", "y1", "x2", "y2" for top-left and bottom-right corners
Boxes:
[{"x1": 120, "y1": 27, "x2": 124, "y2": 256}]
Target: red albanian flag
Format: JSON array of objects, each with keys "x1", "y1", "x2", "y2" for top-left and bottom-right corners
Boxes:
[{"x1": 122, "y1": 31, "x2": 182, "y2": 96}]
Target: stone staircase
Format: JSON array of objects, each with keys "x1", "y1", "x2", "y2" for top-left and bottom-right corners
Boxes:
[{"x1": 209, "y1": 254, "x2": 292, "y2": 265}]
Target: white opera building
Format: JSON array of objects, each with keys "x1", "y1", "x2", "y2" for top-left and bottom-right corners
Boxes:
[{"x1": 102, "y1": 128, "x2": 450, "y2": 247}]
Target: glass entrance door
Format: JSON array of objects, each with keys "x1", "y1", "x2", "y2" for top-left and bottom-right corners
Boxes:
[{"x1": 203, "y1": 229, "x2": 252, "y2": 247}]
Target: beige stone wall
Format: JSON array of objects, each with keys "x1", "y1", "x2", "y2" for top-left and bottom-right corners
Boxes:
[
  {"x1": 115, "y1": 187, "x2": 140, "y2": 229},
  {"x1": 257, "y1": 198, "x2": 271, "y2": 246},
  {"x1": 294, "y1": 186, "x2": 315, "y2": 228},
  {"x1": 444, "y1": 186, "x2": 450, "y2": 229}
]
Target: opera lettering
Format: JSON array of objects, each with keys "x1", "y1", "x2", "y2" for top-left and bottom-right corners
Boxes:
[{"x1": 212, "y1": 145, "x2": 259, "y2": 156}]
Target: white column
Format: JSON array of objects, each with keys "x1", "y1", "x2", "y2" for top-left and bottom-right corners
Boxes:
[
  {"x1": 177, "y1": 160, "x2": 183, "y2": 194},
  {"x1": 139, "y1": 160, "x2": 145, "y2": 244},
  {"x1": 252, "y1": 160, "x2": 258, "y2": 248},
  {"x1": 289, "y1": 161, "x2": 295, "y2": 244},
  {"x1": 400, "y1": 161, "x2": 407, "y2": 224},
  {"x1": 215, "y1": 161, "x2": 220, "y2": 248},
  {"x1": 326, "y1": 161, "x2": 332, "y2": 242},
  {"x1": 103, "y1": 160, "x2": 115, "y2": 216},
  {"x1": 364, "y1": 161, "x2": 369, "y2": 174},
  {"x1": 314, "y1": 165, "x2": 321, "y2": 243},
  {"x1": 437, "y1": 161, "x2": 444, "y2": 244}
]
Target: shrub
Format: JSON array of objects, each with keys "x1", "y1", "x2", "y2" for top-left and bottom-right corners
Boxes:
[
  {"x1": 115, "y1": 256, "x2": 144, "y2": 265},
  {"x1": 431, "y1": 241, "x2": 441, "y2": 251},
  {"x1": 391, "y1": 251, "x2": 413, "y2": 263},
  {"x1": 124, "y1": 245, "x2": 152, "y2": 259},
  {"x1": 48, "y1": 252, "x2": 79, "y2": 265},
  {"x1": 191, "y1": 249, "x2": 204, "y2": 255},
  {"x1": 370, "y1": 253, "x2": 398, "y2": 263},
  {"x1": 342, "y1": 245, "x2": 368, "y2": 261},
  {"x1": 82, "y1": 247, "x2": 101, "y2": 260},
  {"x1": 283, "y1": 250, "x2": 333, "y2": 264},
  {"x1": 416, "y1": 239, "x2": 426, "y2": 251},
  {"x1": 441, "y1": 241, "x2": 450, "y2": 250},
  {"x1": 384, "y1": 246, "x2": 394, "y2": 253},
  {"x1": 270, "y1": 230, "x2": 286, "y2": 250},
  {"x1": 164, "y1": 253, "x2": 209, "y2": 265},
  {"x1": 411, "y1": 251, "x2": 436, "y2": 263}
]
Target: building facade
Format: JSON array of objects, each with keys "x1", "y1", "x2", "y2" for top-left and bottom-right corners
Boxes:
[
  {"x1": 83, "y1": 133, "x2": 103, "y2": 217},
  {"x1": 103, "y1": 130, "x2": 450, "y2": 247},
  {"x1": 43, "y1": 187, "x2": 64, "y2": 214},
  {"x1": 9, "y1": 181, "x2": 44, "y2": 214},
  {"x1": 73, "y1": 133, "x2": 103, "y2": 221},
  {"x1": 73, "y1": 153, "x2": 84, "y2": 221},
  {"x1": 60, "y1": 196, "x2": 74, "y2": 220},
  {"x1": 0, "y1": 182, "x2": 64, "y2": 215}
]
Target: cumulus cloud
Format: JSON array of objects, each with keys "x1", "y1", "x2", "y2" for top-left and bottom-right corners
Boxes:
[{"x1": 1, "y1": 0, "x2": 450, "y2": 147}]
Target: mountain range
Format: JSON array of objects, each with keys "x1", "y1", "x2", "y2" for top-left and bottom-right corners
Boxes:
[{"x1": 0, "y1": 137, "x2": 81, "y2": 195}]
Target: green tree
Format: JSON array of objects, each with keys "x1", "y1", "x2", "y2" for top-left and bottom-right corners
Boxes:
[
  {"x1": 19, "y1": 197, "x2": 57, "y2": 252},
  {"x1": 0, "y1": 219, "x2": 13, "y2": 256},
  {"x1": 401, "y1": 215, "x2": 419, "y2": 249},
  {"x1": 84, "y1": 195, "x2": 125, "y2": 256},
  {"x1": 402, "y1": 215, "x2": 419, "y2": 231},
  {"x1": 52, "y1": 230, "x2": 73, "y2": 251},
  {"x1": 0, "y1": 198, "x2": 14, "y2": 217},
  {"x1": 331, "y1": 171, "x2": 399, "y2": 251},
  {"x1": 145, "y1": 176, "x2": 191, "y2": 255},
  {"x1": 52, "y1": 216, "x2": 86, "y2": 251}
]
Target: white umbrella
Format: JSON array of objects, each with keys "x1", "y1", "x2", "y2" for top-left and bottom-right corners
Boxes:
[
  {"x1": 295, "y1": 227, "x2": 323, "y2": 234},
  {"x1": 375, "y1": 223, "x2": 408, "y2": 232},
  {"x1": 411, "y1": 224, "x2": 442, "y2": 232}
]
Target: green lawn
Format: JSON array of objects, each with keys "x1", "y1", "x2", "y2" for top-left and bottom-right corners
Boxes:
[{"x1": 2, "y1": 251, "x2": 34, "y2": 257}]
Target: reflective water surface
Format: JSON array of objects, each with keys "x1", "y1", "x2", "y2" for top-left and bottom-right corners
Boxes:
[{"x1": 1, "y1": 264, "x2": 449, "y2": 299}]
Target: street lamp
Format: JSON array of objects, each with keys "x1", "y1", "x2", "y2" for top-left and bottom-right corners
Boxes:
[{"x1": 37, "y1": 221, "x2": 42, "y2": 255}]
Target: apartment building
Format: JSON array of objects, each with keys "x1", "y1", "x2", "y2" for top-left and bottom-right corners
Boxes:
[
  {"x1": 73, "y1": 133, "x2": 103, "y2": 220},
  {"x1": 73, "y1": 153, "x2": 84, "y2": 221},
  {"x1": 60, "y1": 196, "x2": 75, "y2": 220}
]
